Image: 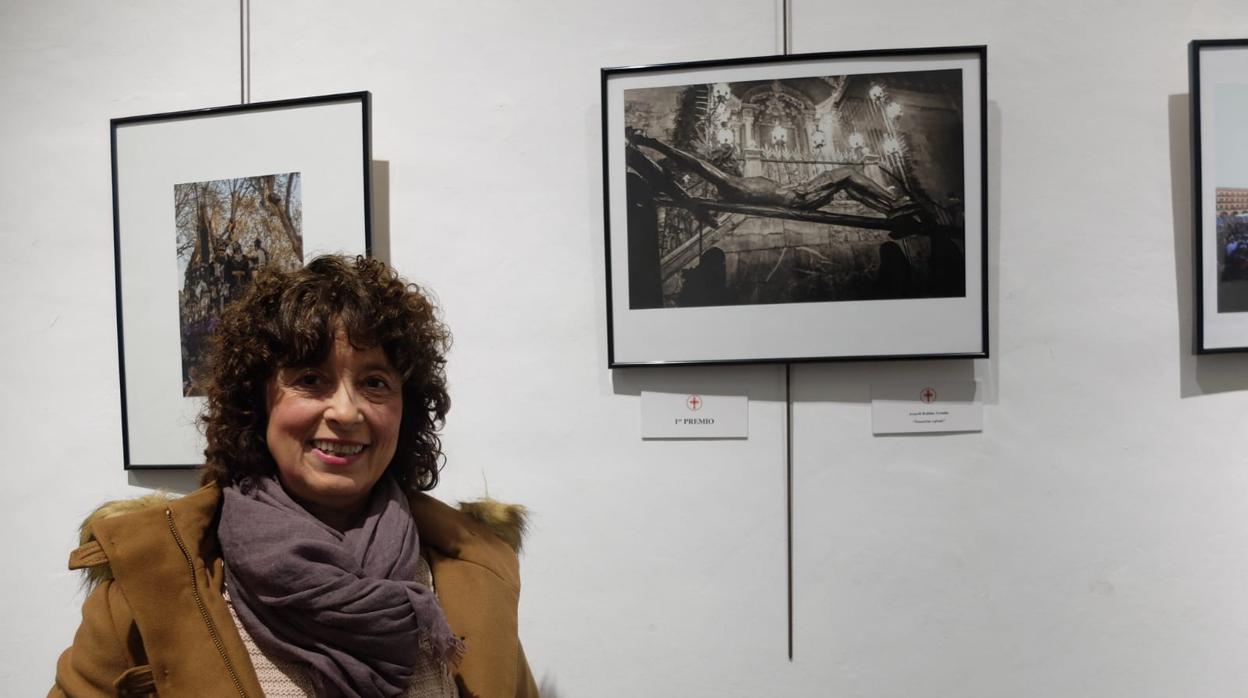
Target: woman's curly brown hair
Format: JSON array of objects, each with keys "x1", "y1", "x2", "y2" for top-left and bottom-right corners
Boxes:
[{"x1": 200, "y1": 255, "x2": 451, "y2": 492}]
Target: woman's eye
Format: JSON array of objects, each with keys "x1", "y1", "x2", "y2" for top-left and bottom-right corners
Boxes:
[
  {"x1": 364, "y1": 376, "x2": 391, "y2": 390},
  {"x1": 296, "y1": 372, "x2": 321, "y2": 387}
]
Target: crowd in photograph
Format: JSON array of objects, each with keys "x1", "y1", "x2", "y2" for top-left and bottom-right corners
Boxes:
[
  {"x1": 1218, "y1": 211, "x2": 1248, "y2": 282},
  {"x1": 179, "y1": 238, "x2": 271, "y2": 395},
  {"x1": 183, "y1": 239, "x2": 270, "y2": 320}
]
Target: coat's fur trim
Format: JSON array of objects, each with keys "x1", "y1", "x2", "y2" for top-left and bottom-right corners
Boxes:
[
  {"x1": 70, "y1": 491, "x2": 528, "y2": 585},
  {"x1": 78, "y1": 493, "x2": 176, "y2": 545},
  {"x1": 75, "y1": 492, "x2": 175, "y2": 587},
  {"x1": 457, "y1": 499, "x2": 528, "y2": 553}
]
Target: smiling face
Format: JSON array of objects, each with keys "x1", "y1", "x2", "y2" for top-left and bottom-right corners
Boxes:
[{"x1": 265, "y1": 327, "x2": 403, "y2": 527}]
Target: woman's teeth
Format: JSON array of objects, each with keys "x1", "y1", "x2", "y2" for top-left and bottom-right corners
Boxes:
[{"x1": 312, "y1": 440, "x2": 365, "y2": 456}]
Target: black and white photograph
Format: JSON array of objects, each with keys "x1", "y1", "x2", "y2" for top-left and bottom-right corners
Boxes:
[
  {"x1": 1192, "y1": 40, "x2": 1248, "y2": 352},
  {"x1": 623, "y1": 69, "x2": 966, "y2": 311},
  {"x1": 113, "y1": 92, "x2": 371, "y2": 467},
  {"x1": 175, "y1": 173, "x2": 304, "y2": 395},
  {"x1": 603, "y1": 48, "x2": 987, "y2": 366}
]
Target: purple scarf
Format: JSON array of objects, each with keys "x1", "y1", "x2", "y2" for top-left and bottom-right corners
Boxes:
[{"x1": 218, "y1": 476, "x2": 463, "y2": 698}]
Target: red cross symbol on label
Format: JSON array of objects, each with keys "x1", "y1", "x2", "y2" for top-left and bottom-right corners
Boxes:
[
  {"x1": 686, "y1": 394, "x2": 703, "y2": 411},
  {"x1": 919, "y1": 387, "x2": 937, "y2": 404}
]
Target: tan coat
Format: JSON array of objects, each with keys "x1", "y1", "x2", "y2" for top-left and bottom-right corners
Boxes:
[{"x1": 49, "y1": 484, "x2": 539, "y2": 698}]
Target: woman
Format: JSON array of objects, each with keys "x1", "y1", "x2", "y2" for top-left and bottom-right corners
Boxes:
[{"x1": 51, "y1": 255, "x2": 538, "y2": 697}]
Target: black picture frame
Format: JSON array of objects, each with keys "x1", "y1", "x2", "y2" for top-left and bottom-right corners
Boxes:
[
  {"x1": 111, "y1": 91, "x2": 373, "y2": 469},
  {"x1": 601, "y1": 46, "x2": 988, "y2": 368},
  {"x1": 1191, "y1": 39, "x2": 1248, "y2": 354}
]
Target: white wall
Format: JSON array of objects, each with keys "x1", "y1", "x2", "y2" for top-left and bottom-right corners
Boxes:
[{"x1": 4, "y1": 0, "x2": 1248, "y2": 695}]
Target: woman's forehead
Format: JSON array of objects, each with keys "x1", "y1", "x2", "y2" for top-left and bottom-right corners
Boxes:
[
  {"x1": 330, "y1": 333, "x2": 395, "y2": 368},
  {"x1": 278, "y1": 327, "x2": 395, "y2": 370}
]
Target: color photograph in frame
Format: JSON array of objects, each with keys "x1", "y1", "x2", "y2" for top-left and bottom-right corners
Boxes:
[
  {"x1": 602, "y1": 47, "x2": 987, "y2": 367},
  {"x1": 112, "y1": 92, "x2": 372, "y2": 468},
  {"x1": 1192, "y1": 39, "x2": 1248, "y2": 353}
]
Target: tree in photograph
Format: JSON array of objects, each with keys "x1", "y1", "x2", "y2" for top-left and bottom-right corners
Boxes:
[{"x1": 259, "y1": 173, "x2": 302, "y2": 260}]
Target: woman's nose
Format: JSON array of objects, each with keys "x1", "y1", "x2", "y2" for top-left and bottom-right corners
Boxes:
[{"x1": 325, "y1": 382, "x2": 364, "y2": 424}]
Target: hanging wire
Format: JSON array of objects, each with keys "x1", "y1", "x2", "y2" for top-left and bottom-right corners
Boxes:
[
  {"x1": 782, "y1": 0, "x2": 791, "y2": 56},
  {"x1": 781, "y1": 0, "x2": 794, "y2": 663},
  {"x1": 239, "y1": 0, "x2": 251, "y2": 104},
  {"x1": 785, "y1": 360, "x2": 793, "y2": 661}
]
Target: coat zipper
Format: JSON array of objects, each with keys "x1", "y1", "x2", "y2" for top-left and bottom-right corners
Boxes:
[{"x1": 166, "y1": 509, "x2": 248, "y2": 698}]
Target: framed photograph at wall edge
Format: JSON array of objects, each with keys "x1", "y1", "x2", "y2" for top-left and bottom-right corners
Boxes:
[
  {"x1": 1191, "y1": 39, "x2": 1248, "y2": 353},
  {"x1": 602, "y1": 46, "x2": 988, "y2": 367},
  {"x1": 112, "y1": 91, "x2": 372, "y2": 468}
]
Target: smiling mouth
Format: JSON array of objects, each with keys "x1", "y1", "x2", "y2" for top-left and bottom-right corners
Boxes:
[{"x1": 311, "y1": 440, "x2": 367, "y2": 456}]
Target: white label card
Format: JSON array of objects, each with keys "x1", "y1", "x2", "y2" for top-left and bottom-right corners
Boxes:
[
  {"x1": 640, "y1": 391, "x2": 748, "y2": 439},
  {"x1": 871, "y1": 382, "x2": 982, "y2": 435}
]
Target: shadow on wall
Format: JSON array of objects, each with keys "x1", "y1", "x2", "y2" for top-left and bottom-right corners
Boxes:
[
  {"x1": 371, "y1": 160, "x2": 391, "y2": 264},
  {"x1": 538, "y1": 673, "x2": 561, "y2": 697},
  {"x1": 611, "y1": 362, "x2": 784, "y2": 402},
  {"x1": 128, "y1": 468, "x2": 200, "y2": 495},
  {"x1": 983, "y1": 100, "x2": 1001, "y2": 405},
  {"x1": 1169, "y1": 93, "x2": 1248, "y2": 397},
  {"x1": 610, "y1": 356, "x2": 983, "y2": 418}
]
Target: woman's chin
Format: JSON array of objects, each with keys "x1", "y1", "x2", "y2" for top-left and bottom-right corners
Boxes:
[{"x1": 281, "y1": 467, "x2": 378, "y2": 515}]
